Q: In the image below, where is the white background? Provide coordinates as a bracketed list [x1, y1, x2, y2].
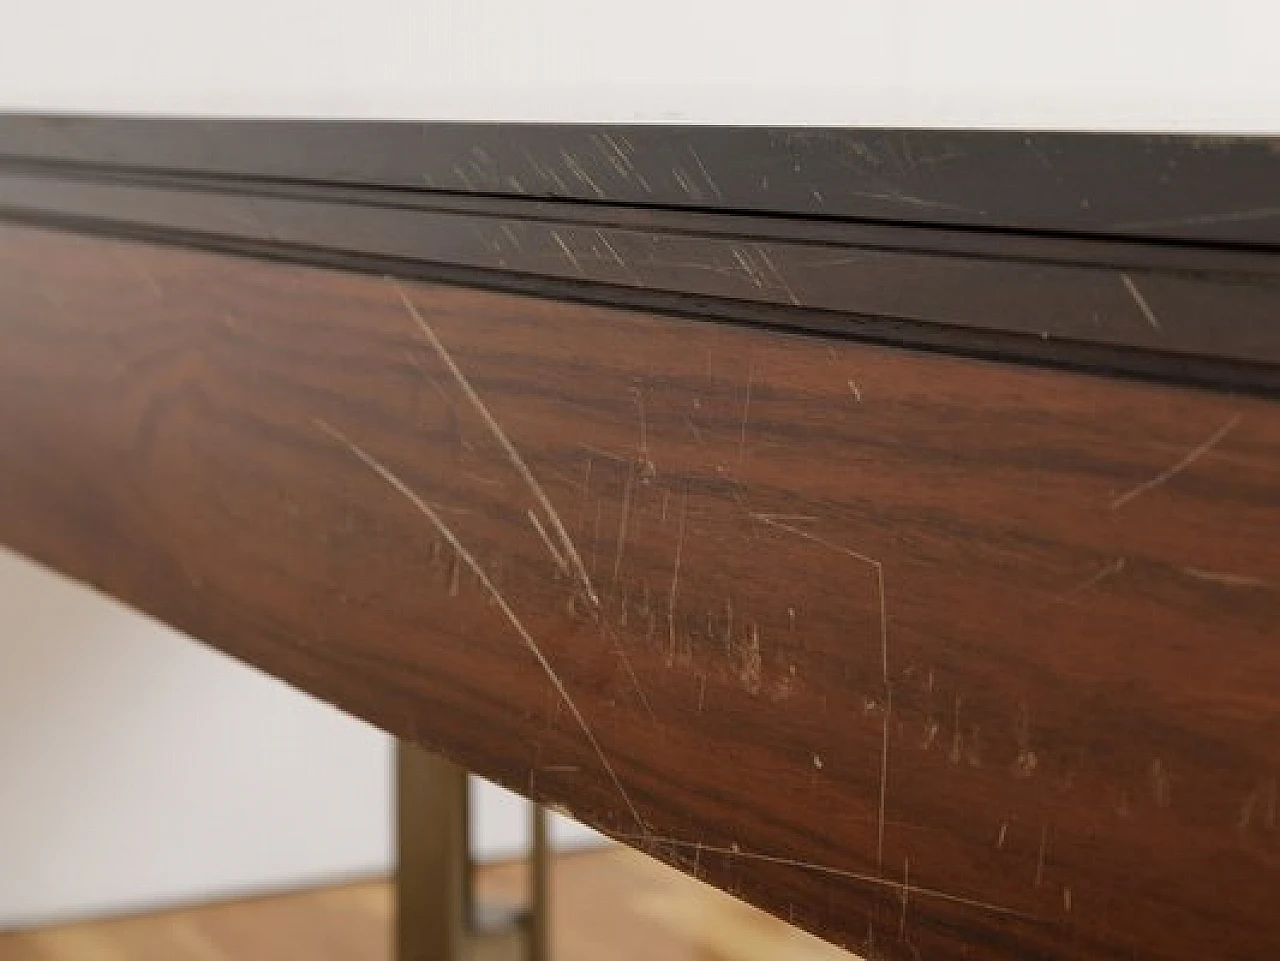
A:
[0, 550, 599, 927]
[1, 1, 1279, 130]
[3, 0, 1277, 927]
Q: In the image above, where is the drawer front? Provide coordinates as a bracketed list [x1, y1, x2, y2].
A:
[1, 224, 1277, 960]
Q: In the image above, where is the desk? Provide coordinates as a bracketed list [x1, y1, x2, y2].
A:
[1, 122, 1278, 960]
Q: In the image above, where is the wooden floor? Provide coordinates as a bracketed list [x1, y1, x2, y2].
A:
[0, 849, 854, 961]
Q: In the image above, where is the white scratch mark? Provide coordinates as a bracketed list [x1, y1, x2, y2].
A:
[1117, 206, 1280, 231]
[1239, 778, 1277, 833]
[1120, 273, 1162, 330]
[591, 503, 602, 576]
[996, 821, 1008, 850]
[527, 510, 568, 572]
[1181, 566, 1273, 590]
[473, 222, 502, 253]
[844, 188, 973, 214]
[737, 364, 754, 466]
[451, 164, 476, 190]
[879, 685, 892, 870]
[561, 151, 606, 198]
[1024, 138, 1054, 171]
[731, 248, 765, 289]
[671, 166, 699, 200]
[394, 284, 600, 609]
[599, 133, 652, 191]
[750, 516, 887, 682]
[612, 467, 635, 585]
[550, 231, 586, 276]
[811, 255, 871, 268]
[597, 231, 642, 285]
[518, 147, 570, 194]
[314, 419, 646, 834]
[577, 443, 631, 466]
[578, 455, 594, 537]
[847, 379, 863, 401]
[406, 293, 652, 722]
[607, 832, 1039, 921]
[632, 387, 655, 478]
[687, 146, 724, 201]
[919, 716, 940, 751]
[669, 489, 689, 617]
[683, 416, 707, 447]
[448, 555, 461, 596]
[1051, 557, 1126, 606]
[597, 611, 655, 721]
[1110, 414, 1242, 510]
[756, 246, 801, 306]
[592, 133, 630, 179]
[518, 146, 550, 182]
[949, 695, 964, 766]
[1150, 758, 1172, 808]
[750, 513, 891, 870]
[898, 856, 910, 938]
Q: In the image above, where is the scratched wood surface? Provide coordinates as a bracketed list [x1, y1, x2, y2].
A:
[1, 224, 1278, 960]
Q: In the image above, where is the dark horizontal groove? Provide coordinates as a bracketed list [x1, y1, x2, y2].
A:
[6, 156, 1280, 277]
[5, 205, 1278, 399]
[1, 115, 1279, 248]
[2, 164, 1279, 382]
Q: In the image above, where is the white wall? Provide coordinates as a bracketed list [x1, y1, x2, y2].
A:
[0, 550, 598, 928]
[3, 0, 1280, 130]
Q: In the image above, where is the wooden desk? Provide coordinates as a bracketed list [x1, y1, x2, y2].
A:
[1, 120, 1277, 960]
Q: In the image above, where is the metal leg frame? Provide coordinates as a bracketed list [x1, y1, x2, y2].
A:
[396, 741, 550, 961]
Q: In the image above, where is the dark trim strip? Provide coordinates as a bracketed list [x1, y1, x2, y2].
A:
[2, 163, 1278, 395]
[1, 118, 1279, 394]
[2, 116, 1279, 247]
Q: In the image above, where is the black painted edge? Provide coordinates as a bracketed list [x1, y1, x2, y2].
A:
[1, 160, 1278, 397]
[1, 115, 1279, 248]
[5, 202, 1274, 398]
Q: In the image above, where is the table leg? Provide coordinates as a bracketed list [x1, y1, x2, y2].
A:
[395, 741, 551, 961]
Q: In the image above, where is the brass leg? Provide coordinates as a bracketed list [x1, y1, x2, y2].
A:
[528, 802, 550, 961]
[396, 741, 468, 961]
[396, 741, 552, 961]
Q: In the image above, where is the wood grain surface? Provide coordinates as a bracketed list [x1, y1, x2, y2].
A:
[1, 224, 1278, 960]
